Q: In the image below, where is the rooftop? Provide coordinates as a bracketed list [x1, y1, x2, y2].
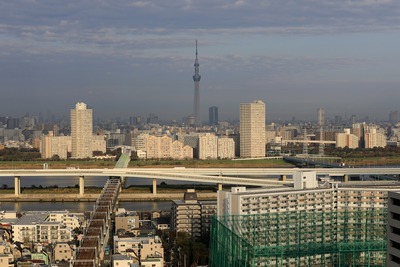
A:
[15, 212, 49, 226]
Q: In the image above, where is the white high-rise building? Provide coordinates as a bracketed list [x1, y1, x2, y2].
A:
[40, 131, 71, 159]
[365, 128, 387, 148]
[71, 102, 93, 158]
[217, 137, 235, 159]
[336, 128, 359, 148]
[240, 100, 266, 158]
[198, 133, 218, 160]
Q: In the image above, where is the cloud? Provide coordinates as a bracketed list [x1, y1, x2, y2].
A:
[0, 0, 399, 120]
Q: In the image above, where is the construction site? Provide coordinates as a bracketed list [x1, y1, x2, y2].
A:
[210, 208, 387, 266]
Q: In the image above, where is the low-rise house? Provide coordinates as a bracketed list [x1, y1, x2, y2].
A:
[54, 242, 75, 263]
[111, 254, 133, 267]
[0, 241, 14, 267]
[12, 212, 72, 244]
[114, 235, 163, 264]
[153, 217, 170, 231]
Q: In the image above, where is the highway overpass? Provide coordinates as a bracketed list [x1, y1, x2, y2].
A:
[1, 167, 400, 197]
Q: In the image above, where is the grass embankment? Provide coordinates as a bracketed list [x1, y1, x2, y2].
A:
[0, 158, 292, 169]
[0, 160, 116, 169]
[0, 187, 101, 194]
[129, 158, 292, 168]
[2, 156, 400, 169]
[342, 156, 400, 167]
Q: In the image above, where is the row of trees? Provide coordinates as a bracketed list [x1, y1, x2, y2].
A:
[158, 230, 209, 266]
[325, 146, 400, 158]
[0, 147, 41, 161]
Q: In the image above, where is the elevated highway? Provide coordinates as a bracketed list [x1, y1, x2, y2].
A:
[1, 167, 400, 178]
[1, 167, 400, 197]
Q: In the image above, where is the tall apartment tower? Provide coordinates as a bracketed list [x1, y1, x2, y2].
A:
[71, 102, 93, 158]
[240, 100, 266, 158]
[209, 106, 218, 125]
[193, 40, 201, 126]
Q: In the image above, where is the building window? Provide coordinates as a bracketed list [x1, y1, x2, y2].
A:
[392, 198, 400, 206]
[390, 254, 400, 264]
[391, 212, 400, 221]
[391, 240, 400, 250]
[391, 226, 400, 236]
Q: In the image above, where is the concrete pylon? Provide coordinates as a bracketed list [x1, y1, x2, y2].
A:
[14, 176, 20, 196]
[79, 176, 84, 197]
[152, 178, 157, 195]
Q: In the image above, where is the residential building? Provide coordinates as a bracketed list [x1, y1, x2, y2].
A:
[336, 128, 359, 148]
[364, 127, 387, 148]
[159, 135, 172, 159]
[182, 145, 193, 159]
[352, 122, 366, 148]
[171, 189, 217, 239]
[240, 100, 266, 158]
[113, 235, 163, 263]
[71, 102, 93, 158]
[115, 212, 140, 233]
[40, 132, 71, 159]
[212, 175, 399, 266]
[145, 135, 159, 159]
[131, 133, 149, 151]
[134, 134, 193, 160]
[388, 191, 400, 266]
[217, 137, 235, 159]
[47, 211, 81, 230]
[111, 254, 133, 267]
[92, 134, 106, 154]
[12, 212, 72, 244]
[198, 133, 218, 160]
[171, 189, 202, 238]
[53, 242, 75, 263]
[199, 200, 217, 238]
[0, 241, 13, 267]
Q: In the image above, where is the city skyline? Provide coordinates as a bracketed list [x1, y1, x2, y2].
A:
[1, 1, 400, 121]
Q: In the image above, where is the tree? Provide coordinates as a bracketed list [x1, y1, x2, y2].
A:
[51, 154, 60, 161]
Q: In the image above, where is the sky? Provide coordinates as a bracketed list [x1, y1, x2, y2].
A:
[0, 0, 400, 122]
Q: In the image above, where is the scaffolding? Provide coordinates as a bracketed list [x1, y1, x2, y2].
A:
[209, 209, 387, 267]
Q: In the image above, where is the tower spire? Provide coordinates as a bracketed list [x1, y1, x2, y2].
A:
[193, 40, 201, 126]
[196, 39, 198, 59]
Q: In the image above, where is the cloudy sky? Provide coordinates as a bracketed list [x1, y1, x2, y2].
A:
[1, 0, 400, 122]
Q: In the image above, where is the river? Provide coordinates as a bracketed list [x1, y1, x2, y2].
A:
[0, 176, 211, 212]
[0, 176, 207, 188]
[0, 201, 173, 212]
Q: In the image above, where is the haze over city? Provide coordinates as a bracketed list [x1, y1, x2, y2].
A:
[1, 0, 400, 121]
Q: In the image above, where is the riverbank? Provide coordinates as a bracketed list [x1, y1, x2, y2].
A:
[0, 192, 217, 202]
[0, 158, 292, 169]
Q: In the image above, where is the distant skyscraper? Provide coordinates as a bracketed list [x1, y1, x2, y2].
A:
[193, 40, 201, 125]
[6, 118, 20, 129]
[240, 100, 266, 158]
[350, 115, 357, 125]
[209, 106, 218, 125]
[389, 110, 399, 124]
[147, 113, 158, 124]
[71, 102, 93, 158]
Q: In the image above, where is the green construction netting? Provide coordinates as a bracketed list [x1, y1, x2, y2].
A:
[210, 209, 387, 267]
